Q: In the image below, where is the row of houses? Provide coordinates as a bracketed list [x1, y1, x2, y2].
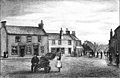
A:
[0, 20, 82, 57]
[109, 25, 120, 64]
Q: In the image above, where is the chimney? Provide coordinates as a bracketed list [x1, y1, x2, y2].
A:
[110, 29, 113, 39]
[38, 20, 44, 29]
[60, 28, 63, 39]
[72, 31, 75, 36]
[66, 28, 70, 35]
[1, 21, 6, 27]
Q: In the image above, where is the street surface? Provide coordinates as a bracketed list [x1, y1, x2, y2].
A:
[0, 56, 120, 78]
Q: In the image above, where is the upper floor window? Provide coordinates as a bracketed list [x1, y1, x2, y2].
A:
[38, 36, 41, 42]
[58, 40, 61, 45]
[27, 36, 32, 42]
[52, 40, 55, 45]
[15, 36, 21, 42]
[68, 40, 72, 45]
[11, 46, 18, 55]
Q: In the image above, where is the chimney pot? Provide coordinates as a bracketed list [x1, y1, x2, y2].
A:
[38, 20, 44, 29]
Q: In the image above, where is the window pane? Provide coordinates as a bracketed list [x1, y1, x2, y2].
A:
[52, 40, 55, 45]
[11, 46, 18, 55]
[68, 40, 71, 45]
[58, 40, 61, 45]
[15, 36, 21, 42]
[27, 36, 32, 42]
[41, 46, 44, 53]
[26, 46, 32, 54]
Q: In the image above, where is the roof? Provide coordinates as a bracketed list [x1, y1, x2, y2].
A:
[5, 25, 47, 35]
[47, 33, 60, 40]
[47, 33, 78, 40]
[70, 34, 80, 41]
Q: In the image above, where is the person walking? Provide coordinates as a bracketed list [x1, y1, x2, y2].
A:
[109, 53, 112, 65]
[100, 51, 103, 59]
[116, 52, 119, 67]
[31, 54, 39, 72]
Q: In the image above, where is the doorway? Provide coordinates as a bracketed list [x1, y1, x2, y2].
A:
[33, 45, 39, 56]
[19, 45, 25, 57]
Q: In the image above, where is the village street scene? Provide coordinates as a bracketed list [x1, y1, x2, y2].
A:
[0, 0, 120, 78]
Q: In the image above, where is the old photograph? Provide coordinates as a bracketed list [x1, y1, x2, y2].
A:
[0, 0, 120, 78]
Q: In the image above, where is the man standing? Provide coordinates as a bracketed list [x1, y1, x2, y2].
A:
[100, 51, 103, 59]
[31, 54, 39, 72]
[116, 52, 119, 67]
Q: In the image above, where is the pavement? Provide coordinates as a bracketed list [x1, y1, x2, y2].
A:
[0, 55, 120, 78]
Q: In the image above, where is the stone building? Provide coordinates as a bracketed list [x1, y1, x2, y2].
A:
[0, 20, 48, 57]
[109, 26, 120, 64]
[47, 28, 82, 56]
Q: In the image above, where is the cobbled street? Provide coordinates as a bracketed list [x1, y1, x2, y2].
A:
[0, 56, 120, 78]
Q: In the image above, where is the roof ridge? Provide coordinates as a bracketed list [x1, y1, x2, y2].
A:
[6, 25, 38, 28]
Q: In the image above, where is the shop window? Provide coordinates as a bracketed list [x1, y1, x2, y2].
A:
[11, 46, 18, 55]
[26, 45, 32, 55]
[27, 36, 32, 42]
[15, 36, 21, 42]
[38, 36, 41, 42]
[41, 46, 44, 53]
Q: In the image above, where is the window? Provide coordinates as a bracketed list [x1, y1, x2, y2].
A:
[26, 45, 32, 55]
[15, 36, 21, 42]
[41, 46, 44, 53]
[68, 48, 71, 54]
[38, 36, 41, 42]
[68, 40, 72, 45]
[58, 40, 61, 45]
[27, 36, 32, 42]
[11, 46, 18, 55]
[52, 40, 55, 45]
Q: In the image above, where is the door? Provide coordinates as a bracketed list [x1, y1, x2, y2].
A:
[19, 46, 25, 57]
[33, 45, 39, 55]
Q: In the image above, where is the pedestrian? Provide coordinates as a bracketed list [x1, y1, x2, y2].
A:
[100, 51, 103, 59]
[56, 55, 62, 72]
[3, 51, 6, 58]
[6, 51, 8, 58]
[31, 54, 39, 72]
[109, 53, 112, 65]
[116, 52, 119, 67]
[96, 52, 99, 58]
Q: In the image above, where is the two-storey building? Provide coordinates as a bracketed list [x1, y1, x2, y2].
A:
[48, 28, 82, 56]
[0, 20, 48, 57]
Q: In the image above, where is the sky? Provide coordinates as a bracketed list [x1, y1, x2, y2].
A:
[0, 0, 119, 44]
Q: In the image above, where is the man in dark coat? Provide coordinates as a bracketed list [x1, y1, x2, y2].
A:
[116, 52, 119, 67]
[109, 53, 112, 65]
[31, 54, 39, 72]
[100, 51, 103, 59]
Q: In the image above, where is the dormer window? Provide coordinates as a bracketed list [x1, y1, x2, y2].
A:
[15, 36, 21, 42]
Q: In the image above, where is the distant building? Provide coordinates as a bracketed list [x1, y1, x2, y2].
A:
[109, 26, 120, 64]
[0, 20, 48, 57]
[47, 28, 82, 56]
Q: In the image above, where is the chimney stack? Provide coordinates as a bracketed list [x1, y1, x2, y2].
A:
[66, 28, 70, 35]
[72, 31, 75, 36]
[1, 21, 6, 27]
[110, 29, 113, 39]
[60, 28, 63, 39]
[38, 20, 44, 29]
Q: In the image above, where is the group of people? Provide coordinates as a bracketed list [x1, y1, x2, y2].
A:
[31, 52, 62, 72]
[3, 51, 8, 58]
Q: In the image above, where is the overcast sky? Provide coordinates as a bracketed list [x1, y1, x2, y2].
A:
[1, 0, 119, 44]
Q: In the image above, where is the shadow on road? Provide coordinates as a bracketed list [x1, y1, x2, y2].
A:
[9, 70, 58, 75]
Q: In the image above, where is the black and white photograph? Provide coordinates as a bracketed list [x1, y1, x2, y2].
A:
[0, 0, 120, 78]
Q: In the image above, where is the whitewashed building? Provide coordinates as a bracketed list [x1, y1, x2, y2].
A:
[48, 28, 82, 56]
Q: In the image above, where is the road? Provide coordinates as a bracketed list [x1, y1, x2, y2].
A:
[0, 56, 120, 78]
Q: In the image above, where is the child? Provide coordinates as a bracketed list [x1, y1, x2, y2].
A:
[56, 56, 62, 72]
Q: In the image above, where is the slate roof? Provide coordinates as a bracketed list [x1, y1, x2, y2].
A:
[5, 25, 47, 35]
[47, 33, 79, 40]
